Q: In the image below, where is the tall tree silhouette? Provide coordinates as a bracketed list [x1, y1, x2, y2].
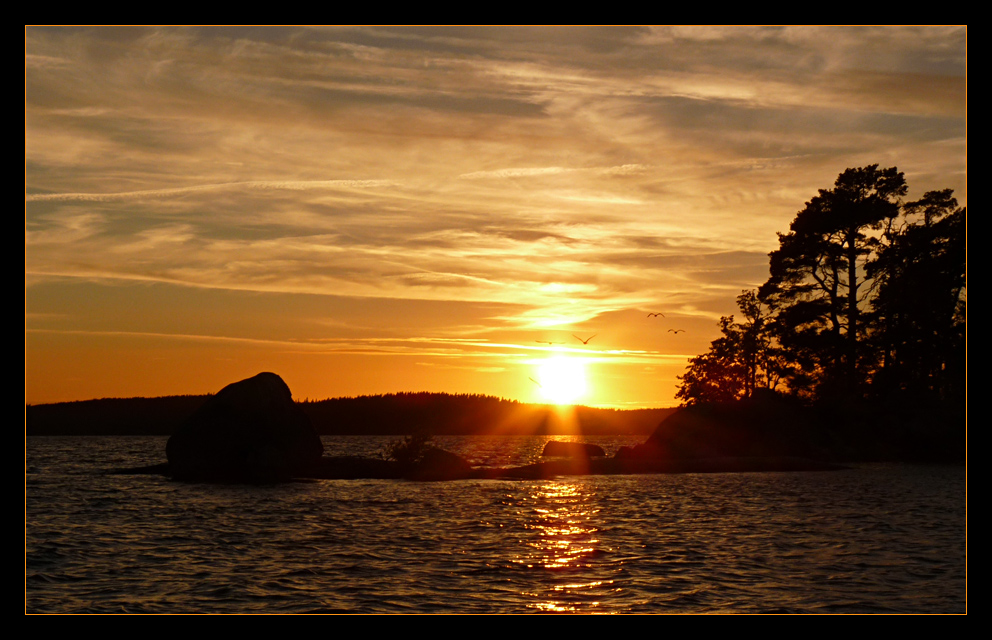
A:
[674, 165, 964, 462]
[758, 165, 907, 399]
[868, 189, 966, 402]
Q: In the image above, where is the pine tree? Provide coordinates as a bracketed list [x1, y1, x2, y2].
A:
[868, 189, 966, 402]
[758, 165, 907, 399]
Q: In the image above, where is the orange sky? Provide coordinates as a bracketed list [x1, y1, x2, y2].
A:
[25, 26, 967, 408]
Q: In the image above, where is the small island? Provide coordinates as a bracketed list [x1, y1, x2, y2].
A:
[108, 372, 856, 483]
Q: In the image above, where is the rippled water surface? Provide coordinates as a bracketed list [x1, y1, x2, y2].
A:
[26, 436, 966, 613]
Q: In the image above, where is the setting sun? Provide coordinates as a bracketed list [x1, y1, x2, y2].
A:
[25, 26, 966, 616]
[536, 356, 589, 405]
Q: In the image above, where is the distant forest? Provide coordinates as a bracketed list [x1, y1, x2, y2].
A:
[25, 391, 675, 437]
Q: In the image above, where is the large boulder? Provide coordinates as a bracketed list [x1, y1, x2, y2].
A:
[166, 372, 323, 481]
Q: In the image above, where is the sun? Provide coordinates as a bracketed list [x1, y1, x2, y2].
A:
[535, 356, 588, 405]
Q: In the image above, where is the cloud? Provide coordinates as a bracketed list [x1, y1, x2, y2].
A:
[25, 26, 967, 405]
[25, 179, 400, 203]
[459, 167, 571, 179]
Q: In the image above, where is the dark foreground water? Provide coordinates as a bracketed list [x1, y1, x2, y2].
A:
[26, 436, 966, 614]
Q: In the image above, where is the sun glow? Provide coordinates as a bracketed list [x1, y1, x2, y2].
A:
[535, 356, 589, 405]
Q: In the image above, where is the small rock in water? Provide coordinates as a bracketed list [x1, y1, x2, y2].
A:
[541, 441, 606, 458]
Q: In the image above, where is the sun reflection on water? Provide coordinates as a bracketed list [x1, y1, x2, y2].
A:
[517, 482, 600, 569]
[511, 480, 616, 612]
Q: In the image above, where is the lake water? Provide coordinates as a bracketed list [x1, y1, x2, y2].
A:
[26, 436, 967, 614]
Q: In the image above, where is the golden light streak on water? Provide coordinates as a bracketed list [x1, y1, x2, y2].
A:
[514, 482, 601, 570]
[26, 437, 967, 613]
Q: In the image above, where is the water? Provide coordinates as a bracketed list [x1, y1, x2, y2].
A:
[26, 436, 967, 613]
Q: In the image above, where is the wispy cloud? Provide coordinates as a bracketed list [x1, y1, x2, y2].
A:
[25, 26, 966, 406]
[26, 179, 400, 202]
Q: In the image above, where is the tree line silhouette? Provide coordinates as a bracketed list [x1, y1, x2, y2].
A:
[676, 165, 966, 431]
[27, 391, 675, 436]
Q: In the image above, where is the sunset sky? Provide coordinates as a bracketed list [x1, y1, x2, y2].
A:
[25, 26, 967, 408]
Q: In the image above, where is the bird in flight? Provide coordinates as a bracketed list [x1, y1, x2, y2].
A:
[536, 340, 564, 345]
[668, 329, 685, 334]
[647, 312, 665, 318]
[529, 377, 543, 388]
[572, 334, 596, 345]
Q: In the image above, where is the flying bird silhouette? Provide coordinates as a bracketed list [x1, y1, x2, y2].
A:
[529, 377, 543, 388]
[536, 340, 563, 345]
[647, 312, 665, 318]
[572, 334, 596, 345]
[668, 329, 685, 334]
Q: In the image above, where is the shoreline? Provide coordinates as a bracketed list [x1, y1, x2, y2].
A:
[110, 454, 846, 482]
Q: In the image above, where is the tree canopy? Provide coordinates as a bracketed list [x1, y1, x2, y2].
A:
[677, 165, 966, 411]
[676, 290, 778, 406]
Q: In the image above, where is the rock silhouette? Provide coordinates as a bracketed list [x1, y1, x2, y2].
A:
[406, 447, 474, 481]
[616, 391, 827, 461]
[541, 441, 606, 458]
[166, 372, 324, 482]
[113, 380, 845, 482]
